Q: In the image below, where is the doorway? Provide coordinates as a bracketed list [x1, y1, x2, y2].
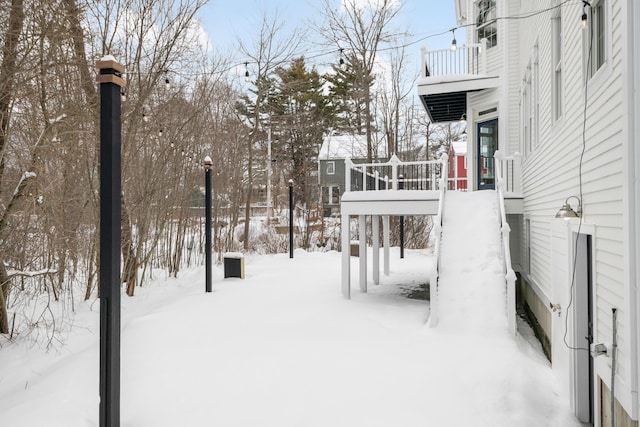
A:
[477, 119, 498, 190]
[574, 233, 594, 425]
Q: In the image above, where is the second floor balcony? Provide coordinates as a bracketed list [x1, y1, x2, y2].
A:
[418, 40, 500, 123]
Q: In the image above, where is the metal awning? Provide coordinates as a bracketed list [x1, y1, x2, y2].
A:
[420, 92, 467, 123]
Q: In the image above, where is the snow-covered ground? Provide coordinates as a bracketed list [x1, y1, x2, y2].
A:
[0, 192, 581, 426]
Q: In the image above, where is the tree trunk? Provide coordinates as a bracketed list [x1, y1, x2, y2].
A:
[0, 260, 10, 334]
[0, 0, 25, 176]
[121, 194, 137, 296]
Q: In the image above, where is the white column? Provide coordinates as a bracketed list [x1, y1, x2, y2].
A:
[359, 215, 367, 293]
[372, 215, 379, 285]
[341, 212, 350, 299]
[383, 215, 390, 275]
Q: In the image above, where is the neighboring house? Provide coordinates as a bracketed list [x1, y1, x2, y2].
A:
[318, 133, 387, 216]
[448, 138, 468, 190]
[418, 1, 640, 425]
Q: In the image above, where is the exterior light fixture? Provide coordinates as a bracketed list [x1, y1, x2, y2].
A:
[244, 62, 250, 82]
[555, 196, 582, 219]
[450, 29, 457, 51]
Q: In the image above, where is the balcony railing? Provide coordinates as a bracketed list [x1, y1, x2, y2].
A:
[420, 40, 487, 79]
[495, 150, 522, 195]
[344, 154, 448, 193]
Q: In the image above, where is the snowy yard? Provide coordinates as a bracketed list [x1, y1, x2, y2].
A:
[0, 249, 580, 426]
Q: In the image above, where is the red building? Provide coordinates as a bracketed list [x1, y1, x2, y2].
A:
[448, 139, 467, 191]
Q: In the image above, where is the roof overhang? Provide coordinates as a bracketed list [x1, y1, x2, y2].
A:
[417, 75, 501, 123]
[420, 92, 467, 123]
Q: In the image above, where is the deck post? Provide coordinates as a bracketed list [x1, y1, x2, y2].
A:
[372, 215, 380, 285]
[344, 158, 352, 193]
[383, 215, 390, 275]
[341, 212, 350, 298]
[359, 215, 367, 293]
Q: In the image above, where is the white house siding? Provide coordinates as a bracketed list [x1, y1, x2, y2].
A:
[505, 0, 521, 157]
[511, 0, 634, 421]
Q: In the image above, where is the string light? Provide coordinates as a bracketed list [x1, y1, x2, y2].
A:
[159, 128, 163, 137]
[121, 90, 127, 102]
[339, 48, 347, 71]
[170, 140, 175, 149]
[581, 1, 590, 28]
[450, 28, 457, 51]
[244, 62, 250, 82]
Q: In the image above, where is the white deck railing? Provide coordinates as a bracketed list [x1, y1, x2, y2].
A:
[420, 40, 487, 79]
[494, 150, 522, 195]
[428, 153, 448, 327]
[344, 154, 447, 193]
[495, 150, 518, 335]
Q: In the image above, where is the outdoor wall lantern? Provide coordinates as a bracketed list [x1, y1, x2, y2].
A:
[555, 196, 582, 219]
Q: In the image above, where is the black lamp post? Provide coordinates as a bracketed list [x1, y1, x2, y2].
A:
[399, 174, 405, 259]
[289, 179, 294, 258]
[204, 156, 213, 293]
[96, 55, 125, 427]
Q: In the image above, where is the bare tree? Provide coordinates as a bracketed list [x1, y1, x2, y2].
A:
[319, 0, 402, 162]
[237, 12, 304, 250]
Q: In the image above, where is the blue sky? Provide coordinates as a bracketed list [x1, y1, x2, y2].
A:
[196, 0, 463, 70]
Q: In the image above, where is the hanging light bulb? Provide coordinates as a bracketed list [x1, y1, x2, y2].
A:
[159, 128, 163, 137]
[142, 113, 148, 122]
[450, 29, 457, 51]
[121, 90, 127, 102]
[582, 1, 590, 28]
[339, 48, 347, 71]
[170, 140, 175, 149]
[244, 62, 250, 82]
[181, 148, 185, 156]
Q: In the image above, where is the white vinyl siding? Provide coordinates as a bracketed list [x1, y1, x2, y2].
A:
[521, 0, 628, 413]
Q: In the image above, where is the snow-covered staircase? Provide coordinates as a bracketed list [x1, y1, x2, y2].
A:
[434, 191, 510, 335]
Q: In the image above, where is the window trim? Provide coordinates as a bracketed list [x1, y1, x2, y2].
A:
[476, 0, 497, 48]
[326, 161, 335, 175]
[583, 0, 611, 96]
[551, 11, 563, 123]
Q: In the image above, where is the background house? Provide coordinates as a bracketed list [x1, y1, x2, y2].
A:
[318, 133, 388, 216]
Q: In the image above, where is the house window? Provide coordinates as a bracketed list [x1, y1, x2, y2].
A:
[322, 186, 340, 205]
[330, 186, 340, 204]
[586, 0, 607, 79]
[476, 0, 497, 48]
[532, 44, 539, 147]
[326, 161, 335, 175]
[521, 68, 531, 156]
[551, 11, 563, 122]
[522, 44, 540, 156]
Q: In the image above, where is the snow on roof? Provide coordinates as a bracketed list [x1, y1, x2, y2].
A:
[451, 139, 467, 156]
[319, 133, 387, 160]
